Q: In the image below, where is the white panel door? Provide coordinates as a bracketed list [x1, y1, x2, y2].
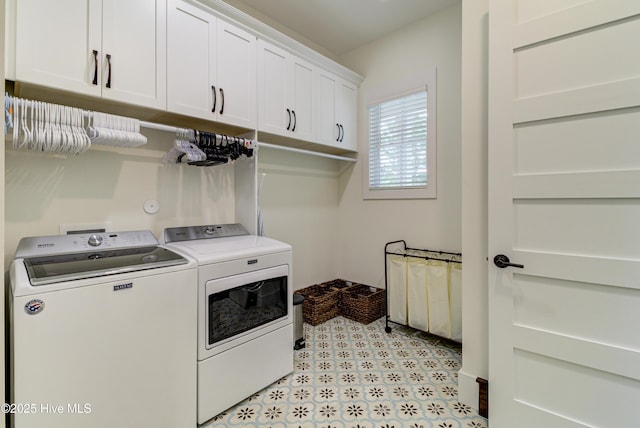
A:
[101, 0, 167, 109]
[15, 0, 102, 97]
[289, 56, 315, 142]
[215, 20, 256, 129]
[167, 0, 217, 120]
[317, 70, 338, 147]
[337, 79, 357, 151]
[257, 40, 289, 135]
[488, 1, 640, 427]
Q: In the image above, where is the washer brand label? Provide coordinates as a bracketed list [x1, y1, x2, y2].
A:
[36, 243, 54, 248]
[24, 299, 45, 315]
[113, 282, 133, 292]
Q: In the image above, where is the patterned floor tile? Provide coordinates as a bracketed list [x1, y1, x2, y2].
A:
[203, 317, 487, 428]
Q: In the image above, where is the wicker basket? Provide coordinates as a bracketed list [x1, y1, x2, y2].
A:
[322, 278, 354, 291]
[296, 284, 341, 326]
[321, 279, 356, 312]
[340, 283, 386, 324]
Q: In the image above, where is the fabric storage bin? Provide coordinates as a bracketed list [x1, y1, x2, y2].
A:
[426, 259, 451, 339]
[407, 258, 429, 332]
[388, 254, 408, 325]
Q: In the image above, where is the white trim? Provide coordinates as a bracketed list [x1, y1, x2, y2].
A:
[458, 369, 481, 411]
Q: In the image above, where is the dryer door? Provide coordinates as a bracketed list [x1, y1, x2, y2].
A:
[204, 264, 289, 352]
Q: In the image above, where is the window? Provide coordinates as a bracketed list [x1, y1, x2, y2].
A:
[363, 70, 436, 199]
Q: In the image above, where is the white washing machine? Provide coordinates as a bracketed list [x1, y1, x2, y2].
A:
[163, 224, 293, 425]
[8, 230, 198, 428]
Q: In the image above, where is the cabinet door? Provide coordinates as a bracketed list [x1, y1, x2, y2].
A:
[316, 70, 338, 147]
[15, 0, 102, 97]
[337, 80, 357, 151]
[257, 40, 289, 135]
[216, 20, 256, 129]
[290, 57, 315, 142]
[167, 0, 217, 120]
[102, 0, 167, 109]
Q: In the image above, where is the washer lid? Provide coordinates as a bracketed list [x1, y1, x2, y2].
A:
[22, 246, 188, 286]
[14, 230, 189, 286]
[166, 235, 291, 264]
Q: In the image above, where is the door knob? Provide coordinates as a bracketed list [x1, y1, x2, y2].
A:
[493, 254, 524, 269]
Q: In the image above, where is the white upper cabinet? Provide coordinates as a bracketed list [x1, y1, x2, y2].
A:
[167, 0, 256, 129]
[317, 69, 357, 152]
[14, 0, 167, 110]
[257, 40, 315, 142]
[101, 0, 167, 109]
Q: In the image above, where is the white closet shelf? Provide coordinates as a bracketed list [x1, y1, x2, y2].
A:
[257, 142, 357, 163]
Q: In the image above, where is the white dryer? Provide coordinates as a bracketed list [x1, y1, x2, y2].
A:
[163, 224, 293, 425]
[8, 230, 198, 428]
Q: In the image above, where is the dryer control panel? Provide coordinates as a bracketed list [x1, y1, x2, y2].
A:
[164, 223, 249, 243]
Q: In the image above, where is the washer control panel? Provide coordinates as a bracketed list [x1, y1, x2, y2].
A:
[15, 230, 159, 258]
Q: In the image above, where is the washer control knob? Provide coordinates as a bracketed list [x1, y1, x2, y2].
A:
[88, 234, 103, 247]
[204, 226, 216, 235]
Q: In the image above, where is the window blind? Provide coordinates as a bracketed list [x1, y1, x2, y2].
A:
[368, 90, 427, 189]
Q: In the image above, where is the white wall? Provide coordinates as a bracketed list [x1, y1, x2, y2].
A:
[4, 129, 236, 266]
[458, 0, 489, 409]
[257, 148, 341, 290]
[336, 3, 462, 288]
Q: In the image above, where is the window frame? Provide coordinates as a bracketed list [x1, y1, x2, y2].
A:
[362, 69, 437, 200]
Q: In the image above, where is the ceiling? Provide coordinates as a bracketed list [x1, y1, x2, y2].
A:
[220, 0, 459, 57]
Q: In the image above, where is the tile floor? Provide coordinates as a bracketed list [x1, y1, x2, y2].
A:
[204, 316, 488, 428]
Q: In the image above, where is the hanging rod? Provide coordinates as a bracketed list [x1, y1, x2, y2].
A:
[139, 120, 179, 133]
[257, 142, 357, 163]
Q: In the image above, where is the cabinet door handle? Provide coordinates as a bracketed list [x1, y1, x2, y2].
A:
[339, 124, 344, 142]
[211, 85, 217, 113]
[219, 87, 225, 115]
[105, 54, 112, 88]
[336, 123, 340, 142]
[91, 50, 99, 85]
[291, 110, 296, 132]
[286, 108, 291, 130]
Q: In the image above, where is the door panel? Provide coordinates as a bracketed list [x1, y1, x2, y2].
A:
[317, 71, 337, 146]
[216, 20, 256, 128]
[291, 58, 315, 142]
[167, 0, 216, 119]
[488, 0, 640, 426]
[258, 41, 289, 134]
[514, 19, 640, 99]
[102, 0, 166, 109]
[513, 274, 640, 351]
[515, 109, 640, 174]
[513, 349, 639, 428]
[15, 0, 101, 96]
